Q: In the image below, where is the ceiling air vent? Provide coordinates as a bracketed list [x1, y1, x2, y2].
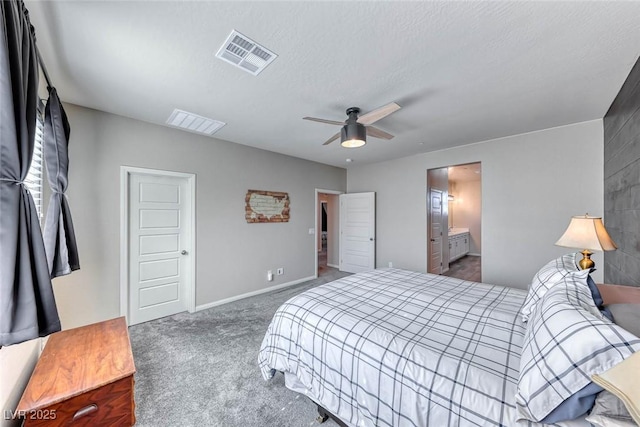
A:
[215, 30, 277, 76]
[166, 109, 226, 136]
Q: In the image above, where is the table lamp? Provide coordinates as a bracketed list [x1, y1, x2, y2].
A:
[555, 214, 617, 270]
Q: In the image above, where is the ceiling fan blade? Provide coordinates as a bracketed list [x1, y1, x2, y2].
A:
[357, 102, 401, 125]
[366, 126, 394, 140]
[322, 132, 341, 145]
[303, 117, 344, 126]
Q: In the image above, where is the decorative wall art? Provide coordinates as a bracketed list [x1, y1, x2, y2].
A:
[245, 190, 290, 223]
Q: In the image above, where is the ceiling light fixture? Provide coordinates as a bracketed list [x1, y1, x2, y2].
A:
[340, 107, 366, 148]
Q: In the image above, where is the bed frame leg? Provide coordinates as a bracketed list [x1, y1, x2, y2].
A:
[316, 405, 329, 424]
[314, 403, 349, 426]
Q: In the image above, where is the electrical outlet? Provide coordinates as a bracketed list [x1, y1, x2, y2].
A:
[267, 270, 273, 282]
[388, 262, 393, 268]
[277, 268, 284, 275]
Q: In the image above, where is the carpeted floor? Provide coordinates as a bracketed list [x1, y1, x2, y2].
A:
[129, 269, 349, 427]
[318, 243, 328, 276]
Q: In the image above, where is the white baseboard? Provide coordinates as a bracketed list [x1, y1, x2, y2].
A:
[195, 275, 316, 312]
[468, 253, 481, 257]
[327, 263, 339, 269]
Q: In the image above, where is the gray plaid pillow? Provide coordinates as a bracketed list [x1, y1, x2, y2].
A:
[516, 277, 640, 422]
[521, 252, 586, 322]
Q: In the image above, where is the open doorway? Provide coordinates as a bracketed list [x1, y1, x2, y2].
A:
[319, 201, 328, 272]
[315, 189, 341, 277]
[427, 162, 482, 282]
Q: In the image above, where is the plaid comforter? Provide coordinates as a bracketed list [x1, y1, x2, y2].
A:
[259, 268, 589, 427]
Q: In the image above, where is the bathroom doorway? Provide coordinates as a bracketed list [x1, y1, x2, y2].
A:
[427, 162, 482, 282]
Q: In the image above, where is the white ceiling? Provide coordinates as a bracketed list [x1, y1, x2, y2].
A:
[25, 1, 640, 169]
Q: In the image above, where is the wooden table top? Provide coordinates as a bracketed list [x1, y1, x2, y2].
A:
[16, 317, 136, 412]
[597, 283, 640, 304]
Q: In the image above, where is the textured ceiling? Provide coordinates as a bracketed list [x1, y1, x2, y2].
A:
[25, 1, 640, 168]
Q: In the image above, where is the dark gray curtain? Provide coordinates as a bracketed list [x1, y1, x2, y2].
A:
[0, 1, 60, 346]
[43, 87, 79, 277]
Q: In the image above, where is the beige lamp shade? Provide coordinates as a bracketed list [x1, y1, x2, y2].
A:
[555, 215, 617, 252]
[555, 215, 617, 270]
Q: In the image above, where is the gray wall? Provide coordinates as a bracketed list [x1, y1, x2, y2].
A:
[604, 57, 640, 286]
[0, 339, 41, 427]
[52, 104, 346, 329]
[348, 120, 604, 289]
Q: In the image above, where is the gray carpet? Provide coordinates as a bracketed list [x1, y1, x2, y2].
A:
[129, 269, 349, 427]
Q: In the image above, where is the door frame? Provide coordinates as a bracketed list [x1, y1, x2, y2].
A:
[314, 188, 343, 278]
[119, 166, 197, 322]
[427, 161, 483, 277]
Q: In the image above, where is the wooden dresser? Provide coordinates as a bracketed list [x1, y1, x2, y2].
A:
[16, 317, 136, 426]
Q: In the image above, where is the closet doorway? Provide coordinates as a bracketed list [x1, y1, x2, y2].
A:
[315, 189, 341, 277]
[120, 166, 196, 325]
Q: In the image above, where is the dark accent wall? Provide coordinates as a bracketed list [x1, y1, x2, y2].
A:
[604, 57, 640, 286]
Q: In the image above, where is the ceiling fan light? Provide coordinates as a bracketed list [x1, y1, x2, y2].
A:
[340, 122, 366, 148]
[341, 138, 366, 148]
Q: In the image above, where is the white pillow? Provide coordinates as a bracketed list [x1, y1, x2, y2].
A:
[521, 252, 586, 322]
[516, 277, 640, 422]
[586, 391, 637, 427]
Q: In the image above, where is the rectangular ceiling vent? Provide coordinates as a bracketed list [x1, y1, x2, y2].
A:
[215, 30, 277, 76]
[166, 109, 226, 136]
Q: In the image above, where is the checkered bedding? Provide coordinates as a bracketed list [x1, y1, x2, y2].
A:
[517, 277, 640, 422]
[258, 268, 590, 427]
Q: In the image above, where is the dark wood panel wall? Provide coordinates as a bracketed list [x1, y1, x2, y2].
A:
[604, 57, 640, 286]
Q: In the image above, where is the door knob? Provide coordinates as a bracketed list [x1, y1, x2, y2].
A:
[181, 250, 188, 255]
[369, 238, 374, 241]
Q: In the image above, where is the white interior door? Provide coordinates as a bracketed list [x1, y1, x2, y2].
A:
[339, 192, 375, 273]
[127, 171, 193, 325]
[428, 189, 443, 274]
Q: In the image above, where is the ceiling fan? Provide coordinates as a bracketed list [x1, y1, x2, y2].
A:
[303, 102, 401, 148]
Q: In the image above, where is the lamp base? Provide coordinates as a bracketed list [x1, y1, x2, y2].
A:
[578, 249, 595, 270]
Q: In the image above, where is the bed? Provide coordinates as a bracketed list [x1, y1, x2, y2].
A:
[258, 266, 640, 427]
